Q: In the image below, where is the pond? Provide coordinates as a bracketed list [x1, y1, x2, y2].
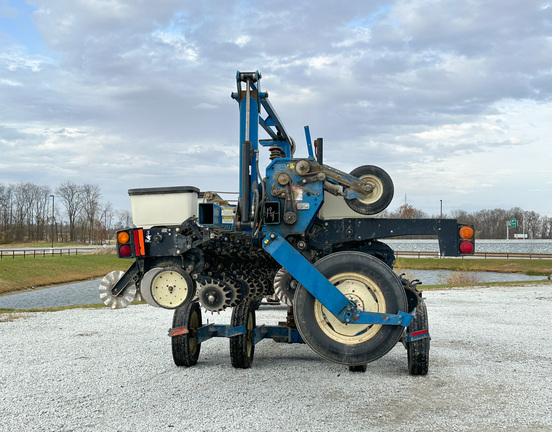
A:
[400, 269, 548, 285]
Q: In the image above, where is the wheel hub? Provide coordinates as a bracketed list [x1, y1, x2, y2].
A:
[314, 273, 385, 343]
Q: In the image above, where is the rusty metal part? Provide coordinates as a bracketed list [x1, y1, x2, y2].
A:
[294, 159, 375, 196]
[203, 191, 231, 206]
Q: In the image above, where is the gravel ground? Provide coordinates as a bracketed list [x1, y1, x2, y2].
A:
[1, 285, 551, 432]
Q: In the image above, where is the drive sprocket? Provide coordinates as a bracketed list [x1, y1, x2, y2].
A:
[231, 272, 259, 301]
[220, 276, 242, 307]
[197, 277, 232, 312]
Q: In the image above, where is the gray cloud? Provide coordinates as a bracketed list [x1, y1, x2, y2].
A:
[1, 0, 551, 215]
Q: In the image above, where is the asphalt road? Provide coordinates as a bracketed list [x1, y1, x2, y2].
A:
[1, 284, 551, 431]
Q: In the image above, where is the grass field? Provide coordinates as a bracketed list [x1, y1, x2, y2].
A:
[0, 254, 127, 295]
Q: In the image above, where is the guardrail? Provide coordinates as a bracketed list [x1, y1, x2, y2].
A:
[0, 248, 102, 259]
[395, 251, 552, 259]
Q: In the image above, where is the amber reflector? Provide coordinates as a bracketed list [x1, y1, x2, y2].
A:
[117, 231, 130, 244]
[459, 226, 474, 239]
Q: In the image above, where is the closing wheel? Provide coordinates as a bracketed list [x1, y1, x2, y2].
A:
[99, 271, 137, 309]
[230, 301, 256, 369]
[407, 301, 430, 375]
[172, 302, 202, 367]
[345, 165, 394, 215]
[294, 251, 407, 366]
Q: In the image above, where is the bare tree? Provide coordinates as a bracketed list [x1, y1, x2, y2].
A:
[100, 201, 115, 242]
[115, 209, 133, 229]
[0, 185, 12, 242]
[81, 184, 102, 243]
[385, 203, 428, 219]
[523, 211, 542, 239]
[56, 181, 83, 242]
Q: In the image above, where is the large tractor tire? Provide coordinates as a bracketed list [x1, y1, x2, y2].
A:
[345, 165, 394, 215]
[293, 251, 407, 366]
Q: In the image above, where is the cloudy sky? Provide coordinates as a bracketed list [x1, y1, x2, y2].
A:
[1, 0, 551, 217]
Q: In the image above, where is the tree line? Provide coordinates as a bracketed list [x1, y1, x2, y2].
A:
[0, 181, 131, 244]
[384, 203, 552, 239]
[1, 182, 551, 244]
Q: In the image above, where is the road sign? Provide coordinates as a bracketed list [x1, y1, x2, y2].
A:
[510, 218, 517, 228]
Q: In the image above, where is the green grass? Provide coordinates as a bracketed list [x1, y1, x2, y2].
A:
[0, 254, 129, 295]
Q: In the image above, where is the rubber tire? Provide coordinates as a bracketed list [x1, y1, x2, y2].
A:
[345, 165, 394, 215]
[230, 301, 256, 369]
[294, 251, 407, 366]
[172, 302, 202, 367]
[407, 301, 430, 375]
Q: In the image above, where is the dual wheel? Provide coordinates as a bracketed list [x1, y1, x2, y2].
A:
[171, 300, 256, 369]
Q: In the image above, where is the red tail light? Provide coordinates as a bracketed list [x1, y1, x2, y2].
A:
[116, 229, 145, 258]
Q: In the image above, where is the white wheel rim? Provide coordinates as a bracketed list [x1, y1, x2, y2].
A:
[314, 272, 386, 344]
[150, 270, 190, 308]
[358, 174, 384, 205]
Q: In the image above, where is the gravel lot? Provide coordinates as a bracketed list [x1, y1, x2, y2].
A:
[1, 285, 551, 432]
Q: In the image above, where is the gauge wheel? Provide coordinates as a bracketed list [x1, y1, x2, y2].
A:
[407, 301, 430, 375]
[345, 165, 394, 215]
[230, 301, 256, 369]
[294, 251, 407, 366]
[172, 302, 202, 367]
[141, 266, 195, 309]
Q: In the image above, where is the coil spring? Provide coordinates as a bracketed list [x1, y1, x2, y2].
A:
[269, 145, 286, 160]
